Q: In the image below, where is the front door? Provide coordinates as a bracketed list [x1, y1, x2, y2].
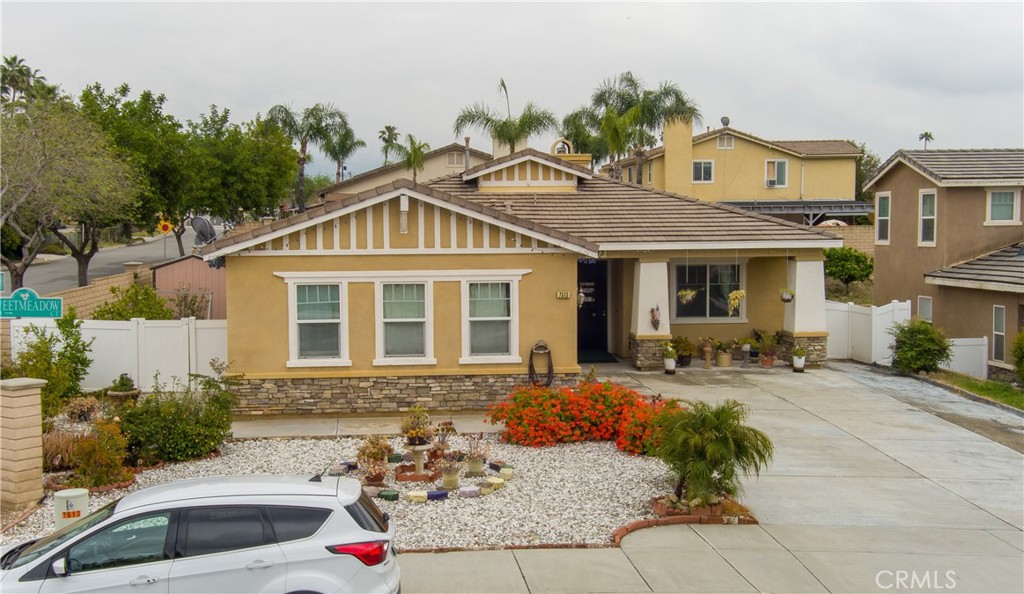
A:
[577, 259, 608, 359]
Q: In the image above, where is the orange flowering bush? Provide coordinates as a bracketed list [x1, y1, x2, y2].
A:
[488, 381, 679, 454]
[616, 396, 681, 455]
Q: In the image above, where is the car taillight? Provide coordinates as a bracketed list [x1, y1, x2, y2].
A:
[326, 540, 389, 566]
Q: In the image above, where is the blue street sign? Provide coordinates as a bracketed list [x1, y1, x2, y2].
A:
[1, 288, 64, 318]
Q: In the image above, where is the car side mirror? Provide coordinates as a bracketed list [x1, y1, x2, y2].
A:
[382, 512, 390, 524]
[51, 557, 68, 577]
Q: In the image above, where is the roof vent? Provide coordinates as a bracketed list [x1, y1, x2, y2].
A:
[721, 116, 730, 127]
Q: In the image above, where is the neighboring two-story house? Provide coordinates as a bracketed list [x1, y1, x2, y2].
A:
[606, 119, 868, 227]
[865, 149, 1024, 378]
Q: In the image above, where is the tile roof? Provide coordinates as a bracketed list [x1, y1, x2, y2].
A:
[872, 149, 1024, 187]
[315, 142, 492, 196]
[460, 147, 595, 179]
[925, 243, 1024, 292]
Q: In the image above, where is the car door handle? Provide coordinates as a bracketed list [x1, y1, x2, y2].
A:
[129, 576, 160, 586]
[246, 560, 274, 570]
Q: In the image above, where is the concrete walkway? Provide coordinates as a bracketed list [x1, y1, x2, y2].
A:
[234, 361, 1024, 593]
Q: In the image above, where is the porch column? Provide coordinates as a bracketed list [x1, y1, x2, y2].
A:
[629, 259, 673, 370]
[782, 257, 829, 366]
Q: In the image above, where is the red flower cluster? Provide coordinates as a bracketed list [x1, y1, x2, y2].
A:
[487, 381, 680, 455]
[615, 397, 681, 455]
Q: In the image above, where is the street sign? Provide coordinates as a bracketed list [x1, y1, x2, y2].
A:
[158, 220, 174, 235]
[1, 288, 64, 319]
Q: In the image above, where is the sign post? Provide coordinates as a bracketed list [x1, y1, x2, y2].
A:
[0, 288, 64, 319]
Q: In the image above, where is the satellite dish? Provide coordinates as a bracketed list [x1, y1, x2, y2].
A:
[721, 116, 730, 127]
[192, 216, 217, 246]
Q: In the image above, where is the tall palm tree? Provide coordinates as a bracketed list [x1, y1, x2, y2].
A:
[1, 55, 50, 104]
[378, 125, 399, 165]
[655, 399, 774, 503]
[387, 134, 431, 182]
[919, 131, 934, 149]
[560, 107, 608, 167]
[267, 102, 347, 212]
[453, 79, 557, 154]
[323, 124, 366, 183]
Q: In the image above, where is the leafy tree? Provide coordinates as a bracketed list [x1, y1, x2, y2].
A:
[378, 124, 399, 165]
[12, 308, 94, 417]
[267, 102, 347, 213]
[387, 134, 431, 182]
[654, 400, 774, 504]
[453, 79, 557, 154]
[323, 123, 366, 182]
[559, 107, 607, 167]
[852, 141, 881, 202]
[824, 247, 874, 293]
[1012, 332, 1024, 384]
[918, 131, 934, 149]
[290, 173, 334, 210]
[92, 284, 174, 320]
[889, 319, 952, 374]
[2, 99, 141, 288]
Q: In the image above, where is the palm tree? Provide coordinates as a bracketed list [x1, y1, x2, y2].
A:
[323, 124, 366, 183]
[560, 107, 608, 167]
[1, 55, 51, 104]
[387, 134, 431, 182]
[267, 102, 347, 212]
[379, 125, 399, 165]
[654, 399, 774, 504]
[919, 131, 934, 149]
[453, 79, 557, 154]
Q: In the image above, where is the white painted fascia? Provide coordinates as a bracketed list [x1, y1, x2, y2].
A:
[597, 239, 843, 252]
[274, 269, 532, 282]
[462, 155, 592, 181]
[924, 276, 1024, 294]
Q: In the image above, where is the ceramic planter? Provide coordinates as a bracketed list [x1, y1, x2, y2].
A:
[760, 355, 775, 369]
[676, 354, 692, 367]
[715, 351, 733, 367]
[792, 355, 806, 372]
[441, 471, 460, 490]
[664, 358, 676, 374]
[466, 458, 485, 474]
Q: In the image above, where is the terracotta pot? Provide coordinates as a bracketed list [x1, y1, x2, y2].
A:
[760, 355, 775, 368]
[364, 473, 386, 487]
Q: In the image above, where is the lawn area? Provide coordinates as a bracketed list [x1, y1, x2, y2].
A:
[933, 370, 1024, 410]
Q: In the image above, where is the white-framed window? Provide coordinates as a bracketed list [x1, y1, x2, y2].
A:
[289, 282, 350, 367]
[692, 160, 714, 183]
[461, 280, 521, 364]
[672, 262, 746, 322]
[765, 160, 788, 188]
[648, 161, 654, 183]
[917, 296, 933, 323]
[374, 282, 435, 366]
[446, 151, 464, 167]
[718, 134, 734, 150]
[993, 305, 1005, 362]
[875, 192, 891, 244]
[919, 189, 937, 246]
[985, 188, 1021, 225]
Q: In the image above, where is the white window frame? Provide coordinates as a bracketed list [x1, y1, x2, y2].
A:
[373, 281, 435, 366]
[670, 259, 748, 323]
[692, 160, 714, 184]
[993, 305, 1005, 362]
[918, 189, 937, 247]
[647, 161, 654, 183]
[985, 187, 1021, 225]
[446, 151, 464, 167]
[765, 159, 788, 188]
[717, 134, 734, 150]
[460, 278, 522, 365]
[917, 296, 933, 323]
[285, 280, 350, 368]
[875, 192, 891, 245]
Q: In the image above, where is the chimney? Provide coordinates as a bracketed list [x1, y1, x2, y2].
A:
[663, 118, 694, 196]
[464, 137, 471, 171]
[491, 135, 512, 159]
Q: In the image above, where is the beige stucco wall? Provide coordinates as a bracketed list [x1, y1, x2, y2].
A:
[931, 286, 1022, 368]
[225, 252, 580, 379]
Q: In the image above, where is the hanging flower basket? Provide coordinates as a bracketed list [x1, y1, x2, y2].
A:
[779, 288, 796, 303]
[727, 290, 746, 316]
[676, 288, 699, 305]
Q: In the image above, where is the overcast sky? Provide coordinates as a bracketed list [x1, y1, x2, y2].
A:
[4, 2, 1023, 178]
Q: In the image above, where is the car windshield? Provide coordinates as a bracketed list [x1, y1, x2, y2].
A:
[6, 500, 119, 569]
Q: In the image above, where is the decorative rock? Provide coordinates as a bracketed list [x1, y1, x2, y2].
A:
[499, 468, 514, 480]
[362, 486, 382, 498]
[488, 461, 506, 472]
[378, 489, 399, 502]
[406, 491, 428, 503]
[476, 481, 493, 496]
[387, 453, 404, 464]
[327, 465, 346, 476]
[427, 490, 448, 501]
[458, 486, 481, 498]
[486, 477, 505, 490]
[402, 452, 414, 462]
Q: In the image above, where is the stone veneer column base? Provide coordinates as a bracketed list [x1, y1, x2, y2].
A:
[231, 372, 580, 415]
[630, 335, 667, 371]
[779, 333, 829, 368]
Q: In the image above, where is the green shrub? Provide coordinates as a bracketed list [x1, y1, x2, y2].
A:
[68, 421, 133, 488]
[824, 247, 873, 292]
[63, 396, 101, 422]
[890, 318, 952, 374]
[1012, 332, 1024, 384]
[92, 284, 174, 320]
[13, 308, 93, 417]
[120, 369, 237, 465]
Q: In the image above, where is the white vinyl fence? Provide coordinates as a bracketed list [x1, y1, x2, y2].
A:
[826, 300, 911, 365]
[947, 337, 989, 379]
[9, 318, 227, 392]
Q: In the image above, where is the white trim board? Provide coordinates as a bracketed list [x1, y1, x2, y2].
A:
[462, 154, 592, 181]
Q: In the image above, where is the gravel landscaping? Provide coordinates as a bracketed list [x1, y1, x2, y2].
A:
[1, 434, 673, 551]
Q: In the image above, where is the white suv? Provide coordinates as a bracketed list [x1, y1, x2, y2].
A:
[0, 475, 400, 593]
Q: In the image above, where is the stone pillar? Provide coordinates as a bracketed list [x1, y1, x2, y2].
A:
[123, 261, 145, 281]
[1, 378, 46, 511]
[782, 257, 829, 366]
[629, 260, 673, 370]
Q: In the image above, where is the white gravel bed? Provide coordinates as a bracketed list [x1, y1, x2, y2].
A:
[1, 435, 673, 551]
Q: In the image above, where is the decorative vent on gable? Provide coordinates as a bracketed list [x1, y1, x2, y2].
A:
[718, 135, 735, 150]
[446, 152, 464, 167]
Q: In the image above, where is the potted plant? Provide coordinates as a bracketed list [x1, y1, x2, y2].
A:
[106, 373, 141, 405]
[791, 345, 808, 372]
[465, 433, 490, 476]
[430, 419, 456, 461]
[676, 288, 699, 305]
[759, 334, 777, 368]
[779, 288, 796, 303]
[401, 406, 433, 445]
[727, 290, 746, 316]
[435, 452, 463, 490]
[662, 342, 677, 374]
[714, 340, 734, 367]
[356, 435, 394, 469]
[362, 459, 389, 487]
[672, 336, 696, 367]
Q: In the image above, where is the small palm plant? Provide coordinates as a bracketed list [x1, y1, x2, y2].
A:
[654, 400, 774, 505]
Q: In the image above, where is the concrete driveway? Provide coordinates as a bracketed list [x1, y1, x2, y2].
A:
[400, 361, 1023, 593]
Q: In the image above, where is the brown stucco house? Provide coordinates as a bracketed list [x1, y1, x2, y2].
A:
[865, 149, 1024, 378]
[202, 147, 840, 415]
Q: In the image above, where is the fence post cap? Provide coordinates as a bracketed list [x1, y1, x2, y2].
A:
[0, 377, 48, 390]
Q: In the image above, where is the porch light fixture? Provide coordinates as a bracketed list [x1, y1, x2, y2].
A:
[577, 286, 586, 309]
